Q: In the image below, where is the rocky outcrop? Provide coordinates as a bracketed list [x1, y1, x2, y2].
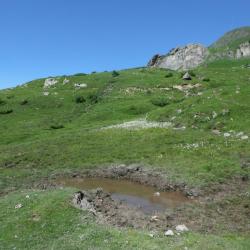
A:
[236, 41, 250, 58]
[148, 44, 208, 70]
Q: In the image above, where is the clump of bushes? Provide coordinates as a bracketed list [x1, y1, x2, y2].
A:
[0, 108, 13, 114]
[165, 72, 173, 78]
[0, 98, 6, 105]
[75, 96, 86, 103]
[87, 93, 99, 104]
[112, 70, 120, 77]
[20, 99, 28, 105]
[151, 97, 169, 107]
[50, 124, 64, 129]
[202, 77, 210, 82]
[188, 71, 196, 77]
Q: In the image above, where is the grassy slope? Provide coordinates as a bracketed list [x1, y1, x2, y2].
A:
[1, 189, 249, 250]
[0, 58, 250, 249]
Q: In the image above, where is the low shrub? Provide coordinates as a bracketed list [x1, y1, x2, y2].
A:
[202, 77, 210, 82]
[50, 124, 64, 129]
[20, 99, 28, 105]
[0, 108, 13, 114]
[87, 93, 99, 104]
[0, 98, 6, 105]
[75, 96, 86, 103]
[188, 71, 196, 77]
[165, 72, 173, 78]
[112, 71, 120, 77]
[151, 97, 169, 107]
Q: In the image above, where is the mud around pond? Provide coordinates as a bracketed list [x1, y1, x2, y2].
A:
[55, 177, 191, 214]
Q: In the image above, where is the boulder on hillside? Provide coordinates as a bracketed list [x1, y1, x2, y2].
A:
[236, 41, 250, 58]
[182, 72, 192, 80]
[147, 44, 208, 70]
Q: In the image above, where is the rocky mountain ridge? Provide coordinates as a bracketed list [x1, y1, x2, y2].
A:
[148, 26, 250, 70]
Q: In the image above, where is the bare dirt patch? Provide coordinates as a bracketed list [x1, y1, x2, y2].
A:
[50, 165, 250, 234]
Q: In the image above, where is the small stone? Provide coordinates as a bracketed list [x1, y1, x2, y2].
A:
[223, 132, 230, 137]
[153, 192, 160, 197]
[25, 195, 30, 199]
[15, 203, 23, 209]
[176, 224, 189, 232]
[148, 233, 154, 238]
[165, 230, 174, 236]
[150, 215, 159, 222]
[241, 135, 248, 140]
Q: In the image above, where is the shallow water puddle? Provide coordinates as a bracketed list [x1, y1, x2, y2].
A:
[56, 177, 191, 214]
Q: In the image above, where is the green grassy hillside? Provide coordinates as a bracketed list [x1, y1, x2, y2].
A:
[0, 58, 250, 249]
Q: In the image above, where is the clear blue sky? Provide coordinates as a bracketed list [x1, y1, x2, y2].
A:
[0, 0, 250, 89]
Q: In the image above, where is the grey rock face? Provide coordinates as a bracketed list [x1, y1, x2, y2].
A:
[236, 41, 250, 58]
[148, 44, 208, 70]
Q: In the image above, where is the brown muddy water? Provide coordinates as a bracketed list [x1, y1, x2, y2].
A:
[56, 177, 191, 214]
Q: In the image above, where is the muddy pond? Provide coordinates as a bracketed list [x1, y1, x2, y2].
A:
[56, 177, 191, 214]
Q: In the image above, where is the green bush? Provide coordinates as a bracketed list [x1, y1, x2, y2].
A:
[202, 77, 210, 82]
[188, 71, 196, 77]
[0, 98, 6, 105]
[75, 96, 86, 103]
[20, 99, 28, 105]
[165, 72, 173, 78]
[87, 93, 99, 104]
[112, 71, 120, 77]
[50, 124, 64, 129]
[0, 108, 13, 114]
[151, 97, 169, 107]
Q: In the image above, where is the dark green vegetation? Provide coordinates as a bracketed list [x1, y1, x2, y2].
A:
[210, 26, 250, 49]
[0, 58, 250, 249]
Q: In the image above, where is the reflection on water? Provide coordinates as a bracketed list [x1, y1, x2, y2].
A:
[56, 177, 191, 214]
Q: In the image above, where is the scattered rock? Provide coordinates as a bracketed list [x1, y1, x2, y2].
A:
[43, 92, 49, 96]
[176, 224, 189, 232]
[241, 135, 248, 140]
[74, 83, 87, 89]
[164, 230, 174, 236]
[63, 78, 69, 85]
[223, 132, 231, 137]
[15, 203, 23, 209]
[44, 78, 58, 88]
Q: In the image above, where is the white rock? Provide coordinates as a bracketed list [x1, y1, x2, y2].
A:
[164, 230, 174, 236]
[43, 92, 49, 96]
[241, 135, 249, 140]
[212, 111, 217, 119]
[74, 83, 87, 89]
[25, 195, 30, 199]
[223, 132, 231, 137]
[150, 215, 159, 222]
[153, 192, 160, 197]
[148, 233, 154, 238]
[176, 224, 189, 232]
[63, 78, 69, 85]
[15, 203, 23, 209]
[44, 78, 58, 88]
